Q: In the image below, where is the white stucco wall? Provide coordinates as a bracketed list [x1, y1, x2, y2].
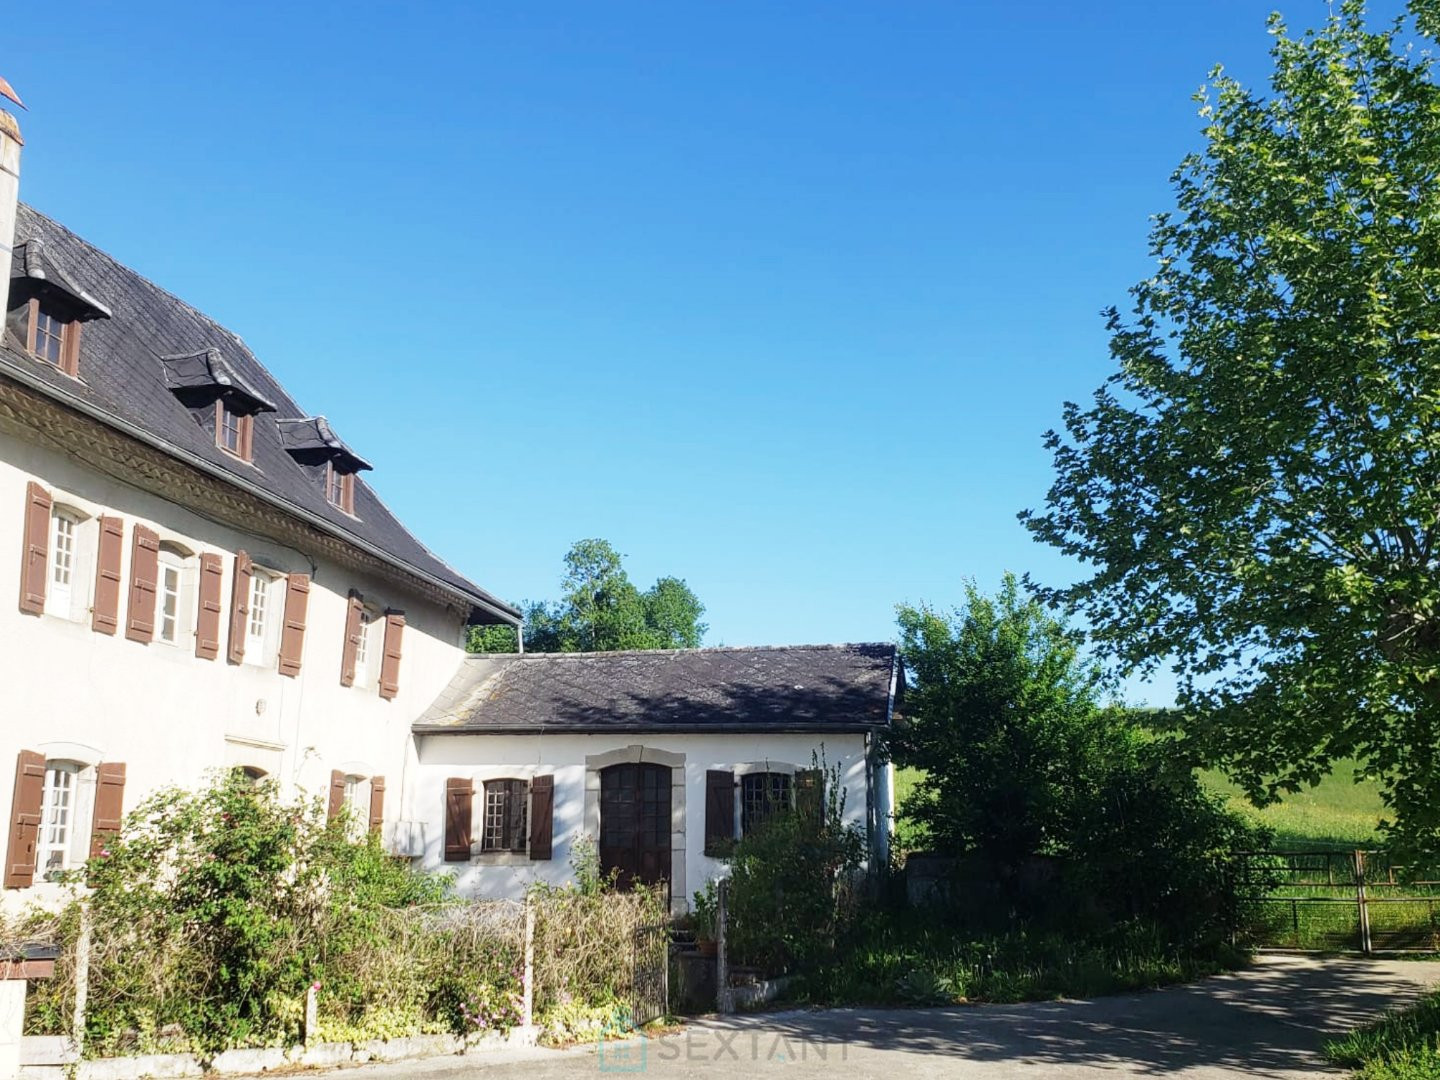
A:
[414, 730, 876, 911]
[0, 430, 471, 910]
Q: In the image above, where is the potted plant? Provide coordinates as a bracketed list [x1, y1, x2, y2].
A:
[692, 879, 720, 957]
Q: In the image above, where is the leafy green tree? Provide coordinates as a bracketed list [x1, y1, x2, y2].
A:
[467, 538, 707, 653]
[894, 578, 1260, 938]
[1022, 0, 1440, 852]
[892, 575, 1111, 860]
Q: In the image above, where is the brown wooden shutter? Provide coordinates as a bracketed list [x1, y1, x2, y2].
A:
[444, 778, 472, 862]
[91, 515, 124, 634]
[195, 553, 224, 659]
[4, 751, 45, 888]
[368, 776, 385, 835]
[227, 551, 252, 664]
[378, 611, 405, 700]
[59, 322, 82, 378]
[340, 590, 363, 687]
[124, 525, 159, 643]
[277, 573, 310, 677]
[18, 481, 50, 615]
[327, 770, 347, 822]
[528, 775, 554, 860]
[795, 768, 824, 825]
[704, 770, 736, 856]
[89, 762, 126, 860]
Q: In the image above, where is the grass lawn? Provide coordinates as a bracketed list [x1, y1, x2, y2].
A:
[792, 912, 1244, 1007]
[1197, 760, 1387, 850]
[1327, 991, 1440, 1079]
[891, 762, 1387, 852]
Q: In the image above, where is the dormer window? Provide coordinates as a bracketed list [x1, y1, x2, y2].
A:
[26, 302, 80, 377]
[216, 400, 255, 462]
[325, 462, 355, 514]
[7, 237, 110, 377]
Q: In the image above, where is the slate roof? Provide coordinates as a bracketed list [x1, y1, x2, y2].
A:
[0, 204, 517, 624]
[413, 643, 900, 734]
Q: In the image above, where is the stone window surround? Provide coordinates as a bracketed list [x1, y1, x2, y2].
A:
[583, 745, 686, 908]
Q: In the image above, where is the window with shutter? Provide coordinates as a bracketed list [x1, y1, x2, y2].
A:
[195, 553, 224, 659]
[326, 770, 347, 822]
[368, 776, 385, 835]
[227, 551, 252, 664]
[277, 574, 310, 677]
[88, 763, 126, 861]
[704, 770, 736, 855]
[124, 525, 160, 643]
[481, 779, 528, 853]
[18, 481, 51, 615]
[4, 751, 45, 888]
[378, 611, 405, 700]
[444, 778, 473, 862]
[528, 775, 554, 861]
[91, 515, 123, 634]
[340, 591, 364, 687]
[741, 772, 793, 835]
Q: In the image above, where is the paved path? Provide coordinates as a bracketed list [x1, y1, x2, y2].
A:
[285, 956, 1440, 1079]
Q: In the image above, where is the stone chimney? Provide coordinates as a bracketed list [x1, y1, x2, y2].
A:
[0, 80, 22, 295]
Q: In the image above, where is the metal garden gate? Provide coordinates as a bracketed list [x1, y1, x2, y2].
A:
[630, 923, 670, 1025]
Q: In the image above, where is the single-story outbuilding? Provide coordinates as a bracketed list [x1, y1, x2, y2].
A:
[410, 643, 900, 911]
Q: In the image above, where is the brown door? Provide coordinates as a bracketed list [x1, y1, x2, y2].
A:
[599, 763, 671, 894]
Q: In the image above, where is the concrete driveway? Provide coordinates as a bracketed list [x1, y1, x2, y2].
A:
[294, 955, 1439, 1078]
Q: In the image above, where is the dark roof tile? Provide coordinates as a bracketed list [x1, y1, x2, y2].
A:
[414, 643, 900, 734]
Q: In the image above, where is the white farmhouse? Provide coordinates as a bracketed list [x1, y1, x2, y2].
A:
[0, 101, 519, 909]
[0, 94, 897, 914]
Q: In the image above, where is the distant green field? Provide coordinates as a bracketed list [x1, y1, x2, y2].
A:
[1198, 760, 1387, 851]
[890, 761, 1388, 852]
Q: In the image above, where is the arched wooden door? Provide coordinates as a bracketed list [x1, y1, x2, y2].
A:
[599, 762, 671, 892]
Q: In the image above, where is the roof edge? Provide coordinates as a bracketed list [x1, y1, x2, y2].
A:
[466, 642, 896, 661]
[413, 721, 887, 736]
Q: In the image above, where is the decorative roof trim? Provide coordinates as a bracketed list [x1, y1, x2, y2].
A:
[11, 238, 112, 320]
[275, 415, 373, 472]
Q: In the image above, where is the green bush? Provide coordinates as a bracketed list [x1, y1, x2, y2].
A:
[20, 772, 520, 1054]
[721, 761, 866, 973]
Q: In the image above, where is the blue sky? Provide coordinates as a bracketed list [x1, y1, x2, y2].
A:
[5, 1, 1408, 703]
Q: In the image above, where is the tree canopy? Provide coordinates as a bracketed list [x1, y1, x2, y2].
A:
[892, 578, 1259, 935]
[467, 538, 707, 654]
[1022, 0, 1440, 851]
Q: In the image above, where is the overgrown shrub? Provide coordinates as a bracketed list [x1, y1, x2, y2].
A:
[20, 773, 526, 1054]
[529, 837, 666, 1024]
[892, 578, 1265, 944]
[721, 762, 865, 973]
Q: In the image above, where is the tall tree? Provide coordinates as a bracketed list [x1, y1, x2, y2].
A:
[1023, 0, 1440, 851]
[467, 539, 707, 653]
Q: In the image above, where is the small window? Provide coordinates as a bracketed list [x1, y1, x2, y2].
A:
[353, 607, 374, 687]
[741, 772, 792, 835]
[156, 547, 190, 645]
[38, 763, 78, 879]
[245, 570, 273, 661]
[216, 401, 254, 462]
[34, 310, 65, 365]
[26, 301, 81, 376]
[45, 509, 78, 617]
[482, 779, 528, 853]
[325, 463, 355, 514]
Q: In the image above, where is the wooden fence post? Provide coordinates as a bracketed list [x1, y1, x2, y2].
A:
[1356, 850, 1373, 955]
[71, 902, 90, 1056]
[716, 879, 733, 1015]
[523, 897, 536, 1031]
